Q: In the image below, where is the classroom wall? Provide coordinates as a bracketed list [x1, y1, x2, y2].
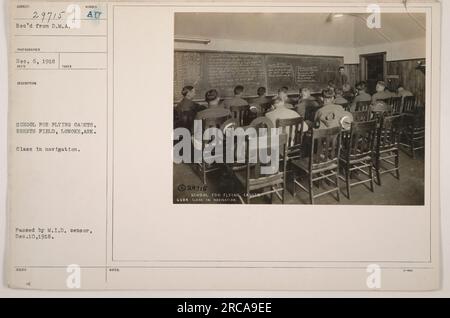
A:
[387, 59, 426, 105]
[353, 38, 426, 63]
[343, 64, 360, 87]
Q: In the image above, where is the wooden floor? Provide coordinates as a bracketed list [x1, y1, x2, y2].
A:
[173, 150, 424, 205]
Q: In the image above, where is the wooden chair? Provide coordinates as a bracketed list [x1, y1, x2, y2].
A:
[292, 126, 341, 204]
[400, 112, 425, 159]
[373, 115, 402, 186]
[224, 117, 274, 176]
[249, 117, 274, 130]
[220, 118, 240, 132]
[195, 115, 230, 184]
[376, 97, 392, 105]
[355, 100, 371, 112]
[390, 96, 403, 114]
[339, 120, 377, 199]
[234, 133, 288, 204]
[402, 96, 416, 114]
[230, 105, 250, 126]
[176, 110, 196, 132]
[371, 109, 393, 124]
[351, 110, 371, 122]
[337, 102, 350, 111]
[259, 102, 273, 115]
[276, 117, 305, 163]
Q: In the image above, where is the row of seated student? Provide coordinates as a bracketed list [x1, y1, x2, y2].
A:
[174, 80, 414, 132]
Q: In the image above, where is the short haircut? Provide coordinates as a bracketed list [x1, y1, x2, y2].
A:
[257, 87, 266, 96]
[328, 80, 336, 86]
[234, 85, 244, 95]
[357, 81, 367, 90]
[397, 83, 404, 89]
[322, 88, 335, 99]
[181, 85, 194, 97]
[205, 89, 219, 103]
[278, 87, 288, 94]
[377, 81, 386, 88]
[339, 66, 345, 71]
[335, 88, 343, 96]
[301, 87, 311, 94]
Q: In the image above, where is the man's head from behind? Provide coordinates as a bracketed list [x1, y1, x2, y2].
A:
[327, 80, 336, 90]
[182, 86, 195, 99]
[356, 81, 367, 92]
[234, 85, 244, 96]
[322, 88, 335, 104]
[278, 87, 289, 101]
[205, 89, 220, 106]
[257, 86, 266, 97]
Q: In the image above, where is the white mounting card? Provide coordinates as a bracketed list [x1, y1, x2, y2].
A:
[6, 0, 441, 291]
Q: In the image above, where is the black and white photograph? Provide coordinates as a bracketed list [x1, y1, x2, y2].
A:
[173, 12, 426, 205]
[3, 0, 446, 295]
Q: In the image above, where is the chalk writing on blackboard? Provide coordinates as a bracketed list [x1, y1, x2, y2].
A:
[267, 62, 294, 78]
[296, 65, 319, 83]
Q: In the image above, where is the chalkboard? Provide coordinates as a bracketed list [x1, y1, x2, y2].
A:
[174, 51, 344, 101]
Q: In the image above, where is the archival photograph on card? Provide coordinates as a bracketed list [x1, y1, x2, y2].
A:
[173, 12, 427, 205]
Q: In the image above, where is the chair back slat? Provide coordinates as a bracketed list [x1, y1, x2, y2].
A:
[276, 117, 305, 159]
[230, 105, 250, 126]
[390, 96, 403, 114]
[351, 110, 371, 122]
[244, 133, 288, 180]
[343, 120, 377, 161]
[377, 115, 402, 151]
[355, 100, 371, 112]
[308, 127, 341, 170]
[249, 117, 274, 130]
[337, 102, 350, 111]
[403, 96, 416, 114]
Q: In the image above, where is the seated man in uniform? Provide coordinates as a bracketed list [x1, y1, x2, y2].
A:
[295, 87, 321, 123]
[266, 97, 302, 128]
[334, 88, 349, 106]
[342, 83, 356, 102]
[196, 89, 231, 121]
[249, 86, 270, 114]
[275, 87, 294, 109]
[372, 81, 395, 103]
[326, 80, 337, 94]
[351, 81, 372, 112]
[314, 88, 353, 130]
[175, 86, 205, 131]
[223, 85, 249, 109]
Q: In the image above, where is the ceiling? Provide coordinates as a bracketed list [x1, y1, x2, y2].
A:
[175, 13, 426, 48]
